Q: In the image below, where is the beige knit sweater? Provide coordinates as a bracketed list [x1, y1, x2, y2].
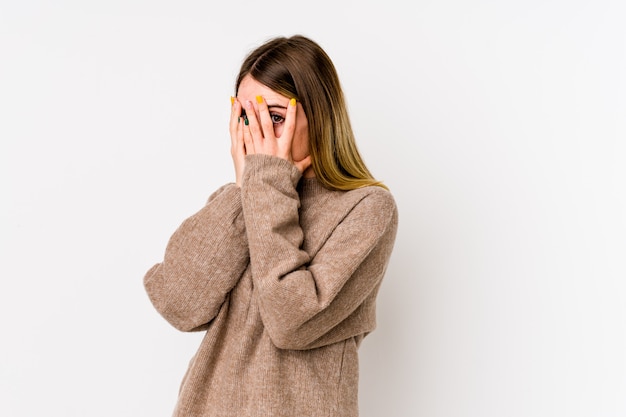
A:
[144, 154, 398, 417]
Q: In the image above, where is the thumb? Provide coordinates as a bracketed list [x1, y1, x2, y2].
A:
[294, 155, 312, 174]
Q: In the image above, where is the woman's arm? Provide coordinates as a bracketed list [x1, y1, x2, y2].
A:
[241, 155, 398, 350]
[144, 184, 249, 332]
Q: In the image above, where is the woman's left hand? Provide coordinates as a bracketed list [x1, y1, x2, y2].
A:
[242, 96, 311, 174]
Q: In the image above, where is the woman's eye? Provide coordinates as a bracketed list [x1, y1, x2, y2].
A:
[270, 113, 285, 124]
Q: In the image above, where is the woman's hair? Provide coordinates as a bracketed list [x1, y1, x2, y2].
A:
[235, 35, 387, 191]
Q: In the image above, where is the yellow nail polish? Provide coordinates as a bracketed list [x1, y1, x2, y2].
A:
[290, 98, 296, 107]
[230, 96, 235, 105]
[256, 95, 263, 104]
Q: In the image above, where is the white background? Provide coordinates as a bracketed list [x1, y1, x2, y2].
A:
[1, 1, 625, 416]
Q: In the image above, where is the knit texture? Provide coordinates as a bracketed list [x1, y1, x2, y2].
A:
[144, 154, 398, 417]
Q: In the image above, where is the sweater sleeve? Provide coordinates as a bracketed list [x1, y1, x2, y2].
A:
[241, 155, 398, 350]
[143, 183, 249, 332]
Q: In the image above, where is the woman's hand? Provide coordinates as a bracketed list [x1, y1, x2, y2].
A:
[230, 95, 311, 186]
[229, 97, 247, 187]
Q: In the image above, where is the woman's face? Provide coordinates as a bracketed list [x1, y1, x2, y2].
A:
[236, 75, 310, 165]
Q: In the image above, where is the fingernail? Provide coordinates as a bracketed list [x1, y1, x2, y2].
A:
[255, 95, 263, 104]
[290, 98, 296, 107]
[230, 96, 235, 105]
[238, 116, 241, 123]
[244, 116, 249, 126]
[246, 100, 253, 109]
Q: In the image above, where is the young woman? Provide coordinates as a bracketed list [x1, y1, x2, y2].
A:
[144, 35, 398, 417]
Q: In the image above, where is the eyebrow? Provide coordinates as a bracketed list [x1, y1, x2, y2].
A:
[267, 104, 288, 110]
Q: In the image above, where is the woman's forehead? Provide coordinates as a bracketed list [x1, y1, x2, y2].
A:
[237, 75, 289, 104]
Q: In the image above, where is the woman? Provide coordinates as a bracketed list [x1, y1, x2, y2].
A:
[144, 35, 398, 417]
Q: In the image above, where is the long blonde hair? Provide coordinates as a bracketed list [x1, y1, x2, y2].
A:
[235, 35, 387, 191]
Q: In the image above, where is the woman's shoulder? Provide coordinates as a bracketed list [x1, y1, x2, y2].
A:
[338, 185, 398, 222]
[302, 179, 397, 222]
[344, 184, 396, 205]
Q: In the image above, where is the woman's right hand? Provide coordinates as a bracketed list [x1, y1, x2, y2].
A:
[229, 97, 251, 187]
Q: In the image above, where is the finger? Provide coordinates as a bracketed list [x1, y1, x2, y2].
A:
[229, 97, 242, 148]
[255, 95, 275, 140]
[235, 111, 245, 154]
[244, 99, 264, 150]
[280, 98, 298, 150]
[242, 110, 255, 154]
[283, 98, 297, 134]
[294, 155, 312, 174]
